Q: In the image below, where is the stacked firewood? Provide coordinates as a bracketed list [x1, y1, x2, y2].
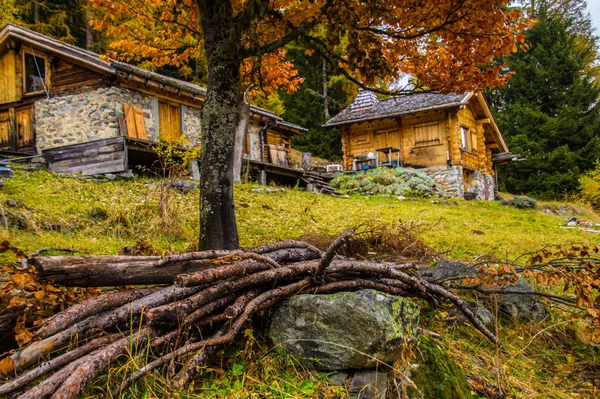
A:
[0, 231, 497, 398]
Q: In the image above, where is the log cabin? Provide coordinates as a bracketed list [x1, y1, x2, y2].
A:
[0, 23, 306, 176]
[324, 90, 512, 200]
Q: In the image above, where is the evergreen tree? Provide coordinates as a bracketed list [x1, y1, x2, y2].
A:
[489, 0, 600, 198]
[279, 45, 355, 161]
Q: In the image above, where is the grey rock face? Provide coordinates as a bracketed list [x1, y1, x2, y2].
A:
[499, 278, 546, 322]
[269, 289, 419, 370]
[417, 260, 478, 283]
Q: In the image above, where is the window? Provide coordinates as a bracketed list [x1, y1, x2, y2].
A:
[414, 122, 441, 147]
[460, 126, 478, 153]
[23, 52, 47, 94]
[159, 101, 182, 142]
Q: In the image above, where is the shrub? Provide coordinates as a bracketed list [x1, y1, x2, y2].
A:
[501, 196, 538, 209]
[579, 164, 600, 209]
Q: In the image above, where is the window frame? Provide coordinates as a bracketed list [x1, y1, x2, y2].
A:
[22, 51, 48, 96]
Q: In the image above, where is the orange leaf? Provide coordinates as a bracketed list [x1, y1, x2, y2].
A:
[0, 357, 14, 375]
[34, 291, 45, 300]
[15, 331, 33, 347]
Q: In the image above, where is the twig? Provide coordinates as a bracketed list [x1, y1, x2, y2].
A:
[313, 229, 353, 283]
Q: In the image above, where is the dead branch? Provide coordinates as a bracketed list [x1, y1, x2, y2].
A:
[313, 229, 353, 283]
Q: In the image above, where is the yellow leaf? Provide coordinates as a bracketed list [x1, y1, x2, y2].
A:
[0, 357, 14, 375]
[34, 291, 45, 300]
[15, 331, 33, 347]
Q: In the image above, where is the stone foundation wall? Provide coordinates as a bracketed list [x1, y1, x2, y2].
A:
[418, 165, 495, 201]
[420, 165, 464, 199]
[35, 86, 204, 151]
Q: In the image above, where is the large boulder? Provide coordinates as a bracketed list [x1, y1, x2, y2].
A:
[499, 278, 546, 322]
[269, 289, 419, 370]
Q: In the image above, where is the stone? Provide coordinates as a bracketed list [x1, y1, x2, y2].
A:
[349, 369, 387, 399]
[250, 188, 264, 193]
[417, 260, 478, 283]
[499, 278, 546, 322]
[5, 200, 24, 208]
[170, 180, 197, 192]
[397, 195, 406, 200]
[326, 371, 352, 388]
[269, 289, 419, 370]
[450, 300, 495, 329]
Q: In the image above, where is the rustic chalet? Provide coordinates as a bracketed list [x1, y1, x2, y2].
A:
[0, 23, 305, 175]
[324, 90, 510, 200]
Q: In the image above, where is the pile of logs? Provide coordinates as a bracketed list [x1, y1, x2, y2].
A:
[0, 231, 498, 398]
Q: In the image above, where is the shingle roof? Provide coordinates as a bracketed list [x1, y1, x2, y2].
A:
[0, 23, 307, 133]
[324, 92, 470, 127]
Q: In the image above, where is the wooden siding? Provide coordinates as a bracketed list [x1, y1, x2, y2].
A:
[43, 137, 127, 175]
[0, 50, 19, 104]
[454, 107, 493, 174]
[343, 110, 450, 170]
[51, 58, 105, 95]
[0, 111, 10, 150]
[263, 128, 291, 164]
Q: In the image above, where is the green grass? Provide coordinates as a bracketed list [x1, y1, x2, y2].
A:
[2, 170, 600, 398]
[1, 170, 598, 261]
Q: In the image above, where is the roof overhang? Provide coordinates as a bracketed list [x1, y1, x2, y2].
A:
[0, 23, 114, 75]
[322, 93, 472, 128]
[473, 91, 508, 153]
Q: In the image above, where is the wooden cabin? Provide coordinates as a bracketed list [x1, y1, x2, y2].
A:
[0, 23, 305, 175]
[324, 90, 511, 200]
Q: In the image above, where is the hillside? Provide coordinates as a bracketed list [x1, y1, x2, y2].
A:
[1, 170, 599, 398]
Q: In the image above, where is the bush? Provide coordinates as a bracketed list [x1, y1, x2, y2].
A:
[501, 196, 538, 209]
[579, 164, 600, 209]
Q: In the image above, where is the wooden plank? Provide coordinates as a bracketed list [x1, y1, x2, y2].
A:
[43, 137, 125, 162]
[124, 104, 138, 139]
[133, 107, 147, 140]
[49, 151, 125, 170]
[50, 157, 126, 176]
[15, 106, 34, 150]
[159, 101, 181, 142]
[0, 111, 10, 150]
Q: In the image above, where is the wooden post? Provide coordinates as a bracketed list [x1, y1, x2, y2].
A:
[258, 169, 267, 185]
[302, 152, 312, 171]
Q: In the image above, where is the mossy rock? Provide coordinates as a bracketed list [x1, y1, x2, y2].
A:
[407, 336, 477, 399]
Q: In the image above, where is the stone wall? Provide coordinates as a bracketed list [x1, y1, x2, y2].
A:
[35, 86, 205, 151]
[182, 105, 202, 147]
[418, 165, 495, 201]
[420, 165, 464, 199]
[35, 86, 157, 151]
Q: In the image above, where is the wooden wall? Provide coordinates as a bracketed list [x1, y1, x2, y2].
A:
[51, 58, 105, 95]
[342, 109, 450, 170]
[342, 105, 495, 176]
[0, 50, 18, 104]
[43, 137, 127, 175]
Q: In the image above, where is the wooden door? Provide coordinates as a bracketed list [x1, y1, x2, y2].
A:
[15, 106, 34, 150]
[159, 101, 181, 142]
[375, 131, 388, 149]
[0, 111, 10, 151]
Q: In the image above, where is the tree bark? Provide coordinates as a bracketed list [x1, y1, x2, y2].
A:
[322, 58, 330, 120]
[32, 247, 319, 287]
[198, 0, 243, 250]
[233, 90, 250, 183]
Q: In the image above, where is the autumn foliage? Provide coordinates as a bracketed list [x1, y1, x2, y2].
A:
[89, 0, 530, 95]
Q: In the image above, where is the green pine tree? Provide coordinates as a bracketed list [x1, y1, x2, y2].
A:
[489, 0, 600, 199]
[279, 45, 355, 161]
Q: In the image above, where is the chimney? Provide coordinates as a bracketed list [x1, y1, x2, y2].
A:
[350, 89, 378, 111]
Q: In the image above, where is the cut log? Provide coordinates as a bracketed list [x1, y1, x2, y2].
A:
[32, 246, 320, 287]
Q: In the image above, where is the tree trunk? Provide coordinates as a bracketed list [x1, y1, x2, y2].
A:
[199, 0, 242, 250]
[322, 58, 329, 120]
[85, 8, 93, 50]
[233, 90, 250, 183]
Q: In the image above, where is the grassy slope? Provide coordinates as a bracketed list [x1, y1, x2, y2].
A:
[2, 170, 597, 260]
[1, 170, 600, 398]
